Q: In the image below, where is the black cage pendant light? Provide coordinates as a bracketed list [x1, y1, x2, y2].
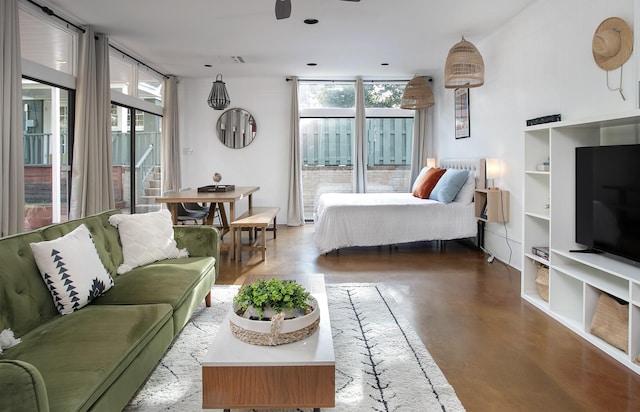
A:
[207, 74, 231, 110]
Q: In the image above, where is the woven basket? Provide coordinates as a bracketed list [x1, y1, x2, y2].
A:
[589, 292, 629, 353]
[535, 263, 549, 302]
[229, 297, 320, 346]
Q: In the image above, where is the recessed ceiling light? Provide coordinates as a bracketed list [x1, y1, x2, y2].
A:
[307, 63, 317, 66]
[304, 18, 319, 24]
[204, 64, 212, 67]
[381, 63, 389, 66]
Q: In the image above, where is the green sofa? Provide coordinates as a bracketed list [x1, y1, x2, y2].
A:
[0, 209, 219, 412]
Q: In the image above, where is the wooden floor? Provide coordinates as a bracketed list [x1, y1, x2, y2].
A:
[216, 224, 640, 412]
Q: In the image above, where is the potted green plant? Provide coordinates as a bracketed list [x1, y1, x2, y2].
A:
[233, 277, 312, 320]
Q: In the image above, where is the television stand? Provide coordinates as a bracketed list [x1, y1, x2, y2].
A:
[522, 111, 640, 376]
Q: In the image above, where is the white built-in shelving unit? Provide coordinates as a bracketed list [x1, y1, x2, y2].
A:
[522, 111, 640, 374]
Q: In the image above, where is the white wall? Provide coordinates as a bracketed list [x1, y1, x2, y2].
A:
[178, 77, 291, 220]
[178, 0, 637, 267]
[432, 0, 636, 269]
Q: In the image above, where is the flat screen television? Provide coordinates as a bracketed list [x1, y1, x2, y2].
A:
[575, 144, 640, 264]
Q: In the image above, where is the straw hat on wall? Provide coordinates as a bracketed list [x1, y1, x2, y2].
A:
[592, 17, 633, 71]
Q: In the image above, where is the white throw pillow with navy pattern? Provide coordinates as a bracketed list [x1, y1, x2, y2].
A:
[30, 224, 114, 315]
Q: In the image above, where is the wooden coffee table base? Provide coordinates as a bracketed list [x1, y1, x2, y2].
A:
[202, 364, 334, 410]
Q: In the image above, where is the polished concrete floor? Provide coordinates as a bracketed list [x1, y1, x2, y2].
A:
[216, 224, 640, 412]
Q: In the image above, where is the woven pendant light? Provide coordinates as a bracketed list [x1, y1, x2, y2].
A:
[400, 76, 434, 109]
[207, 74, 231, 110]
[444, 37, 485, 88]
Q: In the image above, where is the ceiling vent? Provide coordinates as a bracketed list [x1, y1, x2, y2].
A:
[230, 56, 245, 64]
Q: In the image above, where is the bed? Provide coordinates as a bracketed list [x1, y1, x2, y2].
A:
[313, 159, 484, 253]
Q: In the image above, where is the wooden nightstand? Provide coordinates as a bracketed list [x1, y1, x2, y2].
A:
[474, 189, 509, 223]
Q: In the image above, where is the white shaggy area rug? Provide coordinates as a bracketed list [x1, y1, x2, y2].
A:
[124, 284, 465, 412]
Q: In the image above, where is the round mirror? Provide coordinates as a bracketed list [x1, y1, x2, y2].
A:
[216, 108, 257, 148]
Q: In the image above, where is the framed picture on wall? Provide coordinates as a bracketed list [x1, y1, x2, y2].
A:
[455, 88, 470, 139]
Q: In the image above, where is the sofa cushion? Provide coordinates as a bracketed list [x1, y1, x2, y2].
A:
[91, 256, 216, 333]
[2, 304, 173, 412]
[92, 257, 215, 309]
[30, 224, 114, 315]
[108, 210, 188, 274]
[0, 230, 61, 337]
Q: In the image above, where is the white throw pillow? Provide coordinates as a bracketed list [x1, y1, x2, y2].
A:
[108, 209, 188, 274]
[452, 172, 476, 204]
[30, 224, 114, 315]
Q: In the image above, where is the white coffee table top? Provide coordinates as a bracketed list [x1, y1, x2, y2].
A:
[202, 276, 335, 367]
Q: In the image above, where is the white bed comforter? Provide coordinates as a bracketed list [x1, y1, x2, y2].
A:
[313, 192, 476, 253]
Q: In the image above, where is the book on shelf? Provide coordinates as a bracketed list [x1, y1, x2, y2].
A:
[532, 246, 549, 260]
[480, 199, 488, 219]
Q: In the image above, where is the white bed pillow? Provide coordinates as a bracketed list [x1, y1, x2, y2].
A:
[108, 209, 188, 274]
[30, 224, 114, 315]
[429, 169, 469, 203]
[452, 172, 476, 204]
[411, 166, 432, 192]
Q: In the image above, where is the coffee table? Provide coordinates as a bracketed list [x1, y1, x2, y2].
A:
[202, 274, 335, 411]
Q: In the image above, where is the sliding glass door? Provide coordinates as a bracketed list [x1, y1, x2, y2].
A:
[111, 104, 162, 214]
[298, 80, 413, 220]
[299, 81, 355, 219]
[363, 82, 414, 193]
[22, 79, 73, 230]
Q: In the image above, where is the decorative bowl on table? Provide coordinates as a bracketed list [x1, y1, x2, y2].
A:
[229, 278, 320, 346]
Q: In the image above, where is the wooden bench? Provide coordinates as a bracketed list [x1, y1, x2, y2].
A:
[230, 207, 279, 261]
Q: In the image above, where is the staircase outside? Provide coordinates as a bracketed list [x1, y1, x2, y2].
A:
[135, 166, 162, 214]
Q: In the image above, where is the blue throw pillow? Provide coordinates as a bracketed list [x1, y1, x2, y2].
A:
[429, 169, 469, 203]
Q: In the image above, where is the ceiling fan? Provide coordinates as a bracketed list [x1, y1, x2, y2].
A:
[275, 0, 360, 20]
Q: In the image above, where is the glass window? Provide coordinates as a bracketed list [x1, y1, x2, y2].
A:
[134, 111, 162, 213]
[111, 105, 163, 214]
[23, 79, 72, 230]
[110, 53, 134, 95]
[298, 81, 355, 109]
[301, 118, 355, 219]
[19, 7, 77, 75]
[363, 82, 406, 108]
[111, 104, 131, 213]
[365, 117, 414, 192]
[110, 50, 164, 107]
[299, 81, 356, 219]
[299, 80, 414, 220]
[138, 67, 164, 107]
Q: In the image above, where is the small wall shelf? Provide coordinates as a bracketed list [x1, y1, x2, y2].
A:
[474, 189, 509, 223]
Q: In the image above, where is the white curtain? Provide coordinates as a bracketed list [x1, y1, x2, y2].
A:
[0, 0, 25, 236]
[353, 77, 367, 193]
[69, 28, 115, 219]
[162, 75, 181, 193]
[409, 107, 432, 189]
[287, 76, 304, 226]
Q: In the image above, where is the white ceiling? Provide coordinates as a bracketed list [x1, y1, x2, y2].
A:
[39, 0, 537, 80]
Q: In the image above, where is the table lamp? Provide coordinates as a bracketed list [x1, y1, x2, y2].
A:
[486, 158, 501, 190]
